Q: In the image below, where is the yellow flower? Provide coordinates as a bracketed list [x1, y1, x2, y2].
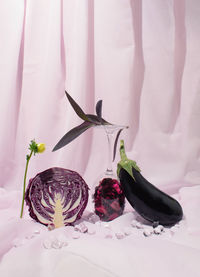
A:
[37, 143, 46, 153]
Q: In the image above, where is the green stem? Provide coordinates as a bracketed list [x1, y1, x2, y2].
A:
[119, 140, 128, 161]
[20, 150, 33, 218]
[117, 140, 141, 179]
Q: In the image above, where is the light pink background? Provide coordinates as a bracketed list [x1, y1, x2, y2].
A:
[0, 2, 200, 276]
[0, 0, 200, 193]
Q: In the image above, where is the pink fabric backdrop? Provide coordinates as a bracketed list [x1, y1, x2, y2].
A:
[0, 0, 200, 192]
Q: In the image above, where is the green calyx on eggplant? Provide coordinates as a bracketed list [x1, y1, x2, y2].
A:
[117, 140, 183, 227]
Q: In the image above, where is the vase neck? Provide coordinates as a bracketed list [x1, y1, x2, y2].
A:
[105, 128, 115, 177]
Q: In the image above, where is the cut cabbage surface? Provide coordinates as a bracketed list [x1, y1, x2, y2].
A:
[25, 167, 89, 228]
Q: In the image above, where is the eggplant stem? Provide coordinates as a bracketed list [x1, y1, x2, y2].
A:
[117, 140, 141, 179]
[119, 140, 128, 161]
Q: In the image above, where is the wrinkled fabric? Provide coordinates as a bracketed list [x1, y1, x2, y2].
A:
[0, 0, 200, 193]
[179, 185, 200, 235]
[0, 187, 200, 277]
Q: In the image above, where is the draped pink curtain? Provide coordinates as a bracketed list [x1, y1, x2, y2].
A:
[0, 0, 200, 192]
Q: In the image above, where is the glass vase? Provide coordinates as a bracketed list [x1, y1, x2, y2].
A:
[92, 124, 127, 222]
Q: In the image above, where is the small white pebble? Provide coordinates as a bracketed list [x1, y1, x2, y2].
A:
[136, 222, 143, 229]
[154, 227, 161, 234]
[43, 239, 52, 249]
[157, 225, 164, 232]
[79, 223, 88, 233]
[72, 232, 80, 239]
[51, 239, 63, 249]
[131, 220, 137, 227]
[74, 225, 80, 232]
[74, 223, 88, 233]
[34, 230, 40, 234]
[103, 223, 110, 229]
[115, 232, 125, 239]
[143, 229, 152, 237]
[170, 226, 177, 234]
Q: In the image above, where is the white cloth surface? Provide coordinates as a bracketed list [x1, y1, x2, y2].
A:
[0, 187, 200, 277]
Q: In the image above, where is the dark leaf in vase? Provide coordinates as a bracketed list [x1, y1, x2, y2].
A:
[52, 121, 94, 151]
[65, 91, 111, 125]
[113, 128, 123, 162]
[86, 114, 111, 125]
[65, 91, 89, 122]
[96, 100, 102, 121]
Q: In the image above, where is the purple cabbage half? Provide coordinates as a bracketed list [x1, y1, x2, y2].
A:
[25, 167, 89, 228]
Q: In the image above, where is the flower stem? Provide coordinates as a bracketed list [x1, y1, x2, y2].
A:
[20, 150, 33, 218]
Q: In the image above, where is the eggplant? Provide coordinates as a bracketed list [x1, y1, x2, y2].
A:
[117, 140, 183, 227]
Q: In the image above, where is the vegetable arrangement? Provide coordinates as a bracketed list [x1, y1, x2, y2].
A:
[25, 167, 89, 228]
[117, 140, 183, 226]
[21, 92, 183, 229]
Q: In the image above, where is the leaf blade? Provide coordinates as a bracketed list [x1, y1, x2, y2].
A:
[65, 91, 89, 121]
[65, 91, 113, 126]
[86, 114, 112, 125]
[52, 121, 93, 151]
[113, 128, 123, 162]
[96, 100, 102, 121]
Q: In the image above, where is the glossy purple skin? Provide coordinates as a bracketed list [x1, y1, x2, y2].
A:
[25, 167, 89, 226]
[119, 167, 183, 226]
